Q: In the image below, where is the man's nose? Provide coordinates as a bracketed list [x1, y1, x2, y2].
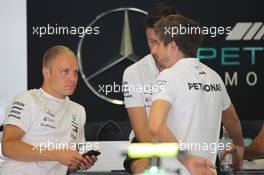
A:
[69, 72, 78, 82]
[150, 47, 156, 56]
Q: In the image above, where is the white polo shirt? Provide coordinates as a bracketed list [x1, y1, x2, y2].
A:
[152, 58, 231, 163]
[123, 54, 159, 139]
[1, 88, 86, 175]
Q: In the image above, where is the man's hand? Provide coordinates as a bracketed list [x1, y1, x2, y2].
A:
[54, 150, 96, 169]
[80, 155, 97, 170]
[179, 155, 216, 175]
[220, 144, 244, 170]
[131, 159, 149, 174]
[68, 155, 97, 172]
[54, 149, 84, 167]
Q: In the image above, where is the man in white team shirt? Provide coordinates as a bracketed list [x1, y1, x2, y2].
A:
[1, 45, 97, 175]
[148, 15, 244, 174]
[122, 3, 179, 173]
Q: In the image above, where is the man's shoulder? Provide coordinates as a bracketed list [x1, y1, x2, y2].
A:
[200, 62, 222, 79]
[6, 89, 39, 112]
[12, 89, 38, 102]
[68, 99, 85, 111]
[159, 66, 180, 78]
[156, 66, 189, 86]
[123, 54, 153, 75]
[156, 70, 175, 86]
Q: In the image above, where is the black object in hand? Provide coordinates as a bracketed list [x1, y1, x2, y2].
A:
[82, 150, 101, 157]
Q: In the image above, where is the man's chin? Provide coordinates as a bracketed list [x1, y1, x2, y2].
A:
[64, 89, 75, 96]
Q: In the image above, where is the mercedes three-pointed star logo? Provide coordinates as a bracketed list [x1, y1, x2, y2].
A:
[77, 7, 147, 105]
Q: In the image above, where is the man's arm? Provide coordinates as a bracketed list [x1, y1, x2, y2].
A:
[123, 66, 153, 142]
[222, 104, 244, 146]
[2, 124, 89, 168]
[244, 125, 264, 160]
[126, 107, 152, 173]
[148, 100, 177, 142]
[127, 107, 153, 142]
[222, 104, 244, 170]
[123, 69, 154, 172]
[148, 100, 216, 175]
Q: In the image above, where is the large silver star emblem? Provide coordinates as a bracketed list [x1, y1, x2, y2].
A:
[77, 8, 147, 105]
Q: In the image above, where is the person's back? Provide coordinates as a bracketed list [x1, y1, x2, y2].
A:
[149, 14, 243, 174]
[154, 58, 230, 163]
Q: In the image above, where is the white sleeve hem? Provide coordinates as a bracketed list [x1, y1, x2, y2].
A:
[152, 94, 173, 106]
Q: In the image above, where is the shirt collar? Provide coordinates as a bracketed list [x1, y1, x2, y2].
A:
[174, 58, 200, 67]
[40, 88, 68, 103]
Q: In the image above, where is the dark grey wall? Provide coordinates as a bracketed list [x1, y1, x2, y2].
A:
[27, 0, 264, 140]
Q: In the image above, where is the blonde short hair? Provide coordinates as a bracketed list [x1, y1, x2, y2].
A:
[42, 45, 76, 68]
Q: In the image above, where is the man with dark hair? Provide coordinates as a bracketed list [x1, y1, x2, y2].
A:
[1, 45, 97, 175]
[148, 15, 244, 175]
[122, 3, 179, 173]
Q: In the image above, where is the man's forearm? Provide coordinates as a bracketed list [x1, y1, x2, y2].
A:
[148, 100, 177, 143]
[134, 128, 153, 143]
[128, 107, 154, 143]
[2, 140, 57, 162]
[245, 136, 264, 159]
[244, 145, 257, 160]
[225, 118, 244, 146]
[149, 122, 178, 143]
[222, 105, 244, 146]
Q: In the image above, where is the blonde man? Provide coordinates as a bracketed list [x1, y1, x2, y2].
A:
[1, 45, 97, 175]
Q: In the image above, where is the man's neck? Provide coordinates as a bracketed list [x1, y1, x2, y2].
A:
[167, 52, 186, 68]
[156, 62, 164, 72]
[41, 84, 66, 99]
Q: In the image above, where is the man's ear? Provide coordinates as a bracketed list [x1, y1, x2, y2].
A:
[169, 41, 177, 53]
[42, 67, 49, 79]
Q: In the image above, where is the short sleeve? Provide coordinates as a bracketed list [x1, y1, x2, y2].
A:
[4, 92, 34, 132]
[220, 80, 231, 111]
[77, 107, 86, 144]
[122, 68, 144, 108]
[151, 70, 177, 105]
